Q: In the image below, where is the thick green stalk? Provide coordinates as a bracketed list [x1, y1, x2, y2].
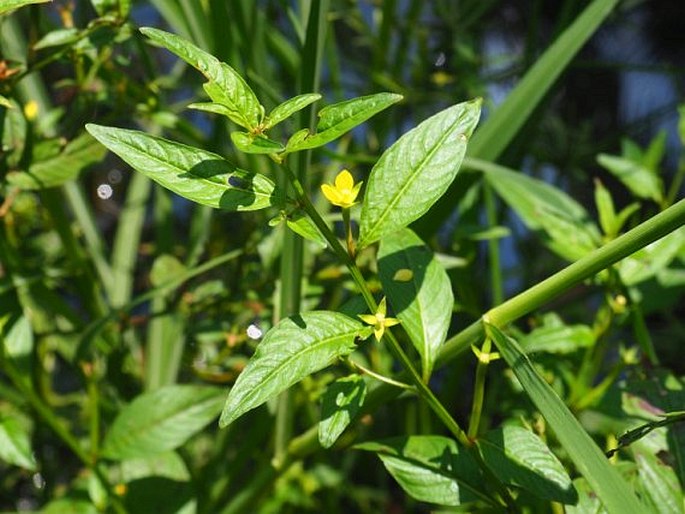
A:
[483, 181, 503, 305]
[274, 0, 330, 462]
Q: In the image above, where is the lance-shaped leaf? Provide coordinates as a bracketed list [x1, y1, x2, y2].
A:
[478, 425, 576, 503]
[355, 436, 489, 507]
[485, 323, 643, 513]
[220, 311, 363, 428]
[102, 385, 224, 460]
[0, 417, 36, 471]
[359, 99, 481, 248]
[140, 27, 262, 130]
[319, 374, 367, 449]
[6, 133, 107, 189]
[378, 228, 452, 381]
[265, 93, 322, 129]
[284, 93, 402, 153]
[597, 153, 663, 204]
[473, 159, 601, 261]
[86, 124, 276, 211]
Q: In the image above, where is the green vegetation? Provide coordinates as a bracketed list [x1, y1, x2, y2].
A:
[1, 1, 684, 513]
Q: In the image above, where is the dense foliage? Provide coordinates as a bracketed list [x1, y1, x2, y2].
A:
[1, 1, 684, 513]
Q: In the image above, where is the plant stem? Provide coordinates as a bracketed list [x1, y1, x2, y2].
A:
[467, 338, 494, 438]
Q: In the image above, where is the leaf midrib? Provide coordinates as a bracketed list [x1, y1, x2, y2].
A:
[226, 328, 359, 419]
[363, 113, 464, 245]
[111, 131, 272, 199]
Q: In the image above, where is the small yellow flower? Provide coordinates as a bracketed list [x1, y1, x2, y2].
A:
[23, 100, 39, 121]
[359, 297, 400, 341]
[321, 169, 362, 208]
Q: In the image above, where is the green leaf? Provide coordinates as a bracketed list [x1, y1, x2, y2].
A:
[102, 385, 224, 460]
[478, 425, 576, 503]
[150, 254, 186, 288]
[355, 436, 489, 507]
[114, 451, 191, 483]
[618, 226, 685, 286]
[597, 153, 664, 204]
[0, 417, 36, 471]
[34, 28, 82, 50]
[230, 131, 284, 154]
[319, 374, 367, 449]
[41, 499, 100, 514]
[359, 99, 481, 248]
[219, 311, 362, 428]
[473, 159, 601, 261]
[265, 93, 321, 129]
[3, 315, 33, 381]
[140, 27, 262, 130]
[86, 124, 276, 211]
[285, 211, 327, 249]
[284, 93, 402, 153]
[485, 323, 643, 513]
[6, 133, 107, 189]
[519, 320, 595, 354]
[378, 228, 452, 380]
[0, 0, 50, 15]
[634, 450, 684, 514]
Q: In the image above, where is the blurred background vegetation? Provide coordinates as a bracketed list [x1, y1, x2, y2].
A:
[1, 0, 684, 512]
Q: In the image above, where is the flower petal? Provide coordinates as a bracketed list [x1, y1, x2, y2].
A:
[321, 183, 343, 206]
[335, 169, 354, 190]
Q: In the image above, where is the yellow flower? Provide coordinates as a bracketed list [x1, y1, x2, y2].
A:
[23, 100, 39, 121]
[359, 297, 400, 342]
[321, 169, 362, 208]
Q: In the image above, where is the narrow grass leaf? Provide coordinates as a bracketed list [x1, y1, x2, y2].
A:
[220, 311, 363, 428]
[355, 436, 489, 507]
[0, 0, 50, 15]
[359, 98, 481, 248]
[86, 124, 276, 211]
[478, 425, 576, 503]
[265, 93, 322, 129]
[284, 93, 402, 153]
[140, 27, 262, 130]
[102, 385, 224, 460]
[472, 159, 601, 261]
[6, 133, 106, 189]
[0, 417, 36, 471]
[319, 374, 367, 448]
[378, 228, 452, 381]
[485, 323, 643, 513]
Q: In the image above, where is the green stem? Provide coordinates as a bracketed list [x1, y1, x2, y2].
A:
[467, 338, 493, 438]
[483, 182, 503, 305]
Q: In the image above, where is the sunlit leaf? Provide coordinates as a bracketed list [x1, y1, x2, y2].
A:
[319, 374, 367, 448]
[478, 425, 576, 503]
[378, 228, 452, 380]
[597, 153, 663, 204]
[140, 27, 262, 130]
[355, 436, 489, 507]
[359, 99, 481, 248]
[86, 124, 277, 211]
[284, 93, 402, 153]
[230, 131, 284, 154]
[265, 93, 321, 129]
[0, 0, 50, 15]
[0, 417, 36, 471]
[220, 311, 363, 428]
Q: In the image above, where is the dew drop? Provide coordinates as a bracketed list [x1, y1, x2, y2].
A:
[96, 184, 113, 199]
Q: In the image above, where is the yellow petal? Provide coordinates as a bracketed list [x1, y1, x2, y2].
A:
[373, 326, 384, 341]
[378, 297, 388, 316]
[384, 318, 400, 327]
[321, 183, 343, 205]
[393, 269, 413, 282]
[335, 169, 354, 190]
[358, 314, 377, 325]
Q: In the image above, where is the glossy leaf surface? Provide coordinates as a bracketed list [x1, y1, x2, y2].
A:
[140, 27, 262, 130]
[265, 93, 321, 129]
[319, 374, 367, 448]
[0, 417, 35, 470]
[355, 436, 487, 507]
[478, 425, 576, 503]
[378, 228, 452, 380]
[359, 99, 481, 248]
[220, 311, 363, 427]
[285, 93, 402, 153]
[86, 124, 276, 211]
